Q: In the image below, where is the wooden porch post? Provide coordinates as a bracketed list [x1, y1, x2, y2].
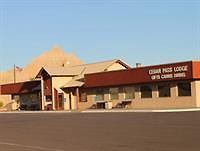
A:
[76, 87, 79, 110]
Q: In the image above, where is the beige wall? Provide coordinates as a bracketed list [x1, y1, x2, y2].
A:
[71, 90, 78, 110]
[107, 63, 127, 71]
[51, 76, 73, 110]
[0, 95, 13, 111]
[52, 77, 72, 92]
[63, 93, 70, 110]
[194, 81, 200, 107]
[80, 81, 199, 110]
[78, 93, 95, 110]
[0, 95, 12, 106]
[130, 82, 196, 109]
[78, 62, 128, 110]
[51, 76, 81, 110]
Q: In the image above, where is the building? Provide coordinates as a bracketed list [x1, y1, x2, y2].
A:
[0, 80, 41, 110]
[0, 59, 129, 110]
[1, 60, 200, 111]
[84, 60, 200, 109]
[35, 59, 130, 110]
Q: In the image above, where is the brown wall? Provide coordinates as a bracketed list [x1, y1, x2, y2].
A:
[43, 76, 52, 96]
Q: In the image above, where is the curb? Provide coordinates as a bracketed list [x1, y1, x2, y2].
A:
[1, 108, 200, 114]
[81, 108, 200, 113]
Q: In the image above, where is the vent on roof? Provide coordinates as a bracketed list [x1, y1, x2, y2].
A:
[136, 63, 142, 68]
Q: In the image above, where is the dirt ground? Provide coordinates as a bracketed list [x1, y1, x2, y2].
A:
[0, 112, 200, 151]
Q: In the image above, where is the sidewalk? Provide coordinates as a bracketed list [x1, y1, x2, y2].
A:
[82, 108, 200, 113]
[1, 108, 200, 113]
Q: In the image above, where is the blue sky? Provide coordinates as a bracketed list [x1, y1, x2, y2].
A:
[0, 0, 199, 71]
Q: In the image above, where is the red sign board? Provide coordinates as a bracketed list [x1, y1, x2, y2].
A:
[85, 61, 193, 88]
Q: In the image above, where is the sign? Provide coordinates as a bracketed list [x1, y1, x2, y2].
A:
[149, 65, 188, 80]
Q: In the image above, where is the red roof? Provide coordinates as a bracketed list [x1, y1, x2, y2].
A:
[0, 80, 41, 95]
[85, 61, 200, 88]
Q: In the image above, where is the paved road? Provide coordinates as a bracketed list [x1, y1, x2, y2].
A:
[0, 112, 200, 151]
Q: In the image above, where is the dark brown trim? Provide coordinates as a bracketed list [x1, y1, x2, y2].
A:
[116, 60, 132, 69]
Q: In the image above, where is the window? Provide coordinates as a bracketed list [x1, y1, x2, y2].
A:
[109, 88, 119, 100]
[80, 92, 87, 102]
[12, 95, 19, 100]
[140, 85, 152, 98]
[177, 82, 191, 96]
[158, 84, 171, 97]
[95, 88, 105, 101]
[46, 95, 52, 102]
[123, 87, 135, 99]
[96, 102, 106, 109]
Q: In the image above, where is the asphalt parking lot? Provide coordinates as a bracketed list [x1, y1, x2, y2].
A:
[0, 111, 200, 151]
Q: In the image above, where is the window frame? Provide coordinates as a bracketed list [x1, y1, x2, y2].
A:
[140, 85, 152, 99]
[79, 91, 87, 102]
[109, 87, 119, 100]
[94, 88, 106, 102]
[177, 82, 191, 97]
[158, 83, 171, 98]
[123, 86, 135, 100]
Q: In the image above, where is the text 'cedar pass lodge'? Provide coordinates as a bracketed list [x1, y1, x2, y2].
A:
[149, 65, 188, 80]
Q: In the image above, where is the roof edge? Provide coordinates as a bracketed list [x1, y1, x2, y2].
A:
[35, 67, 50, 78]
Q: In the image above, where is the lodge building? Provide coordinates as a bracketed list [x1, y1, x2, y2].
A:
[0, 60, 200, 111]
[84, 61, 200, 110]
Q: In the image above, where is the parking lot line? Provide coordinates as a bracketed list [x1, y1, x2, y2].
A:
[0, 141, 64, 151]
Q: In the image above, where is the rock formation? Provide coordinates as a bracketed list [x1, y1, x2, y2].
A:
[0, 46, 83, 84]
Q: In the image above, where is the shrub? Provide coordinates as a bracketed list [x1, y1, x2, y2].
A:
[0, 101, 3, 108]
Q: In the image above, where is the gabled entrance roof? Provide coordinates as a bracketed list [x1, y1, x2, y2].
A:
[36, 59, 130, 78]
[35, 59, 131, 88]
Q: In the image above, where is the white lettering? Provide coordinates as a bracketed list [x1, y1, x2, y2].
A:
[174, 72, 186, 78]
[151, 75, 160, 80]
[161, 74, 173, 79]
[174, 66, 188, 72]
[162, 67, 173, 73]
[149, 65, 188, 81]
[149, 69, 161, 75]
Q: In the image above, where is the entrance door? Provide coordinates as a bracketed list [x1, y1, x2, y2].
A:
[58, 93, 64, 110]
